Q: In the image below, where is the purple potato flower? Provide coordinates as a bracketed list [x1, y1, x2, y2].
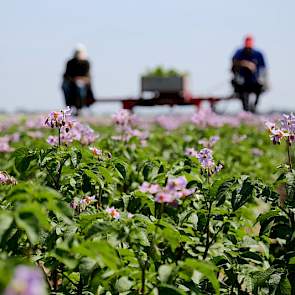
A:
[140, 176, 194, 205]
[265, 113, 295, 145]
[80, 195, 96, 205]
[0, 171, 17, 185]
[106, 207, 121, 219]
[45, 106, 73, 130]
[139, 182, 161, 194]
[166, 176, 187, 191]
[4, 265, 47, 295]
[196, 148, 215, 169]
[198, 135, 220, 148]
[185, 147, 198, 157]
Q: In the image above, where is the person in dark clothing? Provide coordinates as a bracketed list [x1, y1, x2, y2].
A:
[62, 44, 95, 114]
[231, 35, 268, 112]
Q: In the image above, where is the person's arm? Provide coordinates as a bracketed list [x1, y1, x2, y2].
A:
[83, 60, 91, 83]
[257, 52, 268, 87]
[232, 49, 256, 73]
[85, 60, 90, 78]
[259, 52, 266, 69]
[231, 50, 241, 73]
[63, 60, 73, 80]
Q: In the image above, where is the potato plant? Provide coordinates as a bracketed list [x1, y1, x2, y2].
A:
[0, 109, 294, 294]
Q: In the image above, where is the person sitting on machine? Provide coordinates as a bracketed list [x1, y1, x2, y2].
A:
[62, 44, 95, 115]
[231, 35, 268, 112]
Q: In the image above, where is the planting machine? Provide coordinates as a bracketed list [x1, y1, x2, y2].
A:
[96, 75, 234, 110]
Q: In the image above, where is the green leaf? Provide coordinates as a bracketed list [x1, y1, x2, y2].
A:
[13, 147, 34, 172]
[0, 212, 13, 239]
[161, 226, 181, 251]
[257, 209, 281, 235]
[70, 148, 82, 167]
[115, 162, 127, 179]
[159, 265, 173, 283]
[215, 179, 236, 206]
[98, 166, 113, 183]
[50, 247, 78, 269]
[79, 257, 97, 278]
[115, 276, 133, 292]
[73, 240, 119, 270]
[183, 259, 220, 295]
[143, 162, 153, 180]
[288, 256, 295, 264]
[231, 177, 254, 211]
[240, 251, 264, 262]
[252, 267, 277, 287]
[275, 276, 291, 295]
[158, 285, 186, 295]
[15, 203, 50, 244]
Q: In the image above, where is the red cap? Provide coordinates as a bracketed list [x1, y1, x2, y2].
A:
[244, 35, 254, 48]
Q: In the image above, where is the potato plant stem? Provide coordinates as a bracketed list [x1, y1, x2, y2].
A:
[203, 201, 212, 260]
[287, 142, 292, 171]
[141, 266, 146, 294]
[58, 128, 61, 147]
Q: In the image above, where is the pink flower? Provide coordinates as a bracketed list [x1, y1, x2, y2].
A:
[251, 148, 263, 157]
[111, 110, 148, 143]
[80, 196, 96, 205]
[270, 129, 287, 145]
[174, 189, 195, 199]
[265, 121, 275, 132]
[213, 163, 224, 174]
[47, 136, 58, 146]
[46, 121, 97, 146]
[196, 148, 215, 169]
[140, 176, 194, 204]
[9, 133, 20, 142]
[27, 131, 43, 139]
[156, 115, 183, 131]
[106, 207, 120, 219]
[89, 147, 102, 156]
[139, 182, 161, 194]
[4, 265, 47, 295]
[198, 135, 220, 148]
[155, 192, 175, 203]
[0, 138, 14, 152]
[112, 109, 134, 127]
[185, 147, 198, 157]
[70, 200, 78, 209]
[166, 176, 187, 191]
[265, 114, 295, 145]
[45, 106, 73, 130]
[232, 134, 247, 144]
[0, 171, 17, 185]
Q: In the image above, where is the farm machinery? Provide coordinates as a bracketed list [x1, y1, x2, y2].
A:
[95, 69, 235, 111]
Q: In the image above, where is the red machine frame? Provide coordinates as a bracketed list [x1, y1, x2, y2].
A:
[95, 76, 235, 110]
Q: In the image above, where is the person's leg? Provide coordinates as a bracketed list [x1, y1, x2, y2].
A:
[62, 80, 71, 106]
[76, 85, 88, 108]
[85, 85, 96, 107]
[253, 82, 263, 113]
[241, 92, 249, 111]
[254, 93, 260, 107]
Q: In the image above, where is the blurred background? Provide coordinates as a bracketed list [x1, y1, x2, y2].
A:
[0, 0, 294, 113]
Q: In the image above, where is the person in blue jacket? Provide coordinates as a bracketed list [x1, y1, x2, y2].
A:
[231, 35, 268, 112]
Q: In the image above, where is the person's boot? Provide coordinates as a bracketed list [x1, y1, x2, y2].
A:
[253, 95, 260, 113]
[242, 93, 249, 112]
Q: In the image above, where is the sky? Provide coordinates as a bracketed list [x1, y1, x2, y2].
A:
[0, 0, 294, 113]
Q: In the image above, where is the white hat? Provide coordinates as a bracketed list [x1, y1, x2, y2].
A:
[75, 43, 87, 53]
[74, 43, 87, 59]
